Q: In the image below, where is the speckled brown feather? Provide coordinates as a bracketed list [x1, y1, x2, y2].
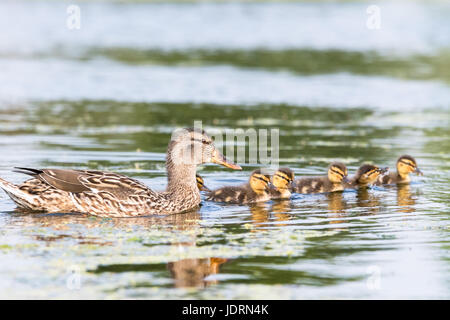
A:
[206, 185, 263, 204]
[206, 170, 271, 204]
[292, 163, 347, 194]
[293, 176, 343, 194]
[0, 177, 77, 212]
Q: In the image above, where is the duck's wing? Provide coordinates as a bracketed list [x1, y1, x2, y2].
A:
[14, 167, 153, 199]
[18, 178, 54, 194]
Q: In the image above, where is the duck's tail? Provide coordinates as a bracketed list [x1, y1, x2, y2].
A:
[0, 177, 37, 210]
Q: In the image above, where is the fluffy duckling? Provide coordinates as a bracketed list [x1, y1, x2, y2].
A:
[345, 164, 388, 189]
[374, 155, 422, 185]
[293, 162, 349, 194]
[206, 169, 271, 204]
[270, 168, 295, 199]
[196, 174, 211, 192]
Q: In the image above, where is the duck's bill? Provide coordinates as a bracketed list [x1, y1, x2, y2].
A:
[211, 150, 242, 170]
[342, 176, 350, 184]
[415, 167, 423, 176]
[201, 185, 212, 192]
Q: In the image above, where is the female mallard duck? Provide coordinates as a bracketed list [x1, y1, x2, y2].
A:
[206, 169, 271, 204]
[269, 168, 295, 199]
[293, 162, 348, 194]
[374, 155, 422, 185]
[345, 164, 388, 189]
[0, 128, 241, 217]
[196, 174, 210, 192]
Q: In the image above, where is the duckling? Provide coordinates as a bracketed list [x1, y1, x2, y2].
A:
[270, 168, 295, 199]
[374, 155, 422, 185]
[345, 164, 388, 189]
[196, 174, 211, 192]
[293, 162, 348, 194]
[206, 169, 271, 204]
[0, 128, 241, 217]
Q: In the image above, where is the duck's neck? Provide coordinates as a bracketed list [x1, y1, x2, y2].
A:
[165, 150, 199, 198]
[397, 171, 410, 182]
[277, 188, 291, 198]
[350, 176, 368, 188]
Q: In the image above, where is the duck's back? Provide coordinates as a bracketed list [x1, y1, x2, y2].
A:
[294, 176, 334, 194]
[15, 178, 77, 212]
[374, 172, 409, 185]
[207, 185, 258, 204]
[374, 173, 393, 185]
[269, 187, 291, 199]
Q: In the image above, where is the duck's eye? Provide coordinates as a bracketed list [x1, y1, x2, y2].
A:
[191, 138, 211, 145]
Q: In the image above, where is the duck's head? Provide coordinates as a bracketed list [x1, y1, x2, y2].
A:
[355, 164, 389, 186]
[249, 169, 271, 195]
[196, 174, 211, 192]
[272, 168, 295, 191]
[328, 162, 349, 184]
[169, 128, 241, 170]
[397, 155, 422, 177]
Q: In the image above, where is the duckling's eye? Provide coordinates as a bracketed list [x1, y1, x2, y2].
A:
[275, 173, 291, 183]
[400, 160, 415, 169]
[330, 168, 344, 178]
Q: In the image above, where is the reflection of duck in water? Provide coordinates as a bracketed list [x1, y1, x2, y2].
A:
[13, 208, 203, 240]
[249, 200, 294, 229]
[271, 200, 293, 226]
[271, 200, 292, 214]
[356, 188, 381, 214]
[396, 184, 416, 213]
[374, 155, 422, 185]
[0, 128, 241, 217]
[325, 192, 349, 229]
[345, 164, 388, 189]
[206, 169, 271, 204]
[10, 202, 228, 289]
[167, 257, 228, 288]
[249, 202, 271, 228]
[327, 192, 347, 214]
[293, 162, 349, 194]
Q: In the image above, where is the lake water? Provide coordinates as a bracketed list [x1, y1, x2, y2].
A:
[0, 0, 449, 299]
